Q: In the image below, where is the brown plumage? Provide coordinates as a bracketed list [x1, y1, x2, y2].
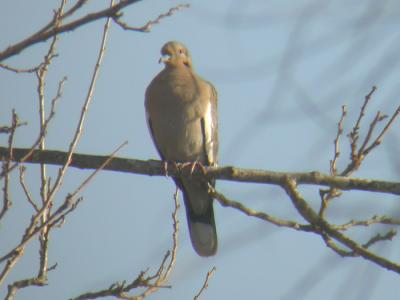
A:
[145, 41, 218, 256]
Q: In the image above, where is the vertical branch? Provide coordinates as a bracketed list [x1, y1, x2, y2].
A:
[133, 188, 180, 300]
[330, 105, 347, 176]
[319, 106, 346, 217]
[0, 77, 64, 180]
[35, 0, 67, 282]
[0, 110, 19, 221]
[47, 0, 113, 202]
[13, 0, 64, 287]
[36, 47, 49, 282]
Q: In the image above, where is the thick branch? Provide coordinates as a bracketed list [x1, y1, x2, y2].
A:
[1, 147, 399, 195]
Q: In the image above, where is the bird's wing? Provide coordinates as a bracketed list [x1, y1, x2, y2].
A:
[145, 110, 165, 161]
[201, 82, 218, 167]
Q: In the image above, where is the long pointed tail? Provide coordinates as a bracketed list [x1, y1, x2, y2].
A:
[181, 179, 217, 256]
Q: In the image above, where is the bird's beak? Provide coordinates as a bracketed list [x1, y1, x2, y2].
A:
[159, 54, 171, 64]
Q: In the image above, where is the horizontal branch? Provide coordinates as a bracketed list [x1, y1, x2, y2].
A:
[1, 147, 399, 195]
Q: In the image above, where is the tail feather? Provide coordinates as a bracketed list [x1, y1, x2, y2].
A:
[180, 179, 217, 256]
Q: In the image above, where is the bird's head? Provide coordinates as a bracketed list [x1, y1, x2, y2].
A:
[159, 41, 192, 68]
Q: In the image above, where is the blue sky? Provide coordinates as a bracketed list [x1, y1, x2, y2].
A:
[1, 1, 400, 299]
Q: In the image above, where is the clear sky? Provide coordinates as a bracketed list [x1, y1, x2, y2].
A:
[1, 0, 400, 299]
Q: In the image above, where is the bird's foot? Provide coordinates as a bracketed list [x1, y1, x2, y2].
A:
[180, 161, 207, 176]
[163, 161, 183, 177]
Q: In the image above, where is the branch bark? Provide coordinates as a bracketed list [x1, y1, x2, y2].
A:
[1, 147, 399, 195]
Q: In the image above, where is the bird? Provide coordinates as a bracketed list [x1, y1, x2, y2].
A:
[145, 41, 218, 256]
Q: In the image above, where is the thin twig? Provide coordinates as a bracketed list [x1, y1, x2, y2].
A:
[0, 62, 40, 73]
[37, 0, 90, 36]
[349, 86, 377, 161]
[65, 141, 128, 201]
[357, 111, 387, 157]
[114, 4, 190, 32]
[319, 105, 347, 217]
[334, 215, 400, 230]
[194, 267, 216, 300]
[19, 166, 40, 212]
[363, 104, 400, 156]
[210, 185, 313, 232]
[362, 230, 396, 248]
[342, 86, 389, 176]
[134, 188, 180, 300]
[353, 86, 377, 133]
[330, 105, 347, 176]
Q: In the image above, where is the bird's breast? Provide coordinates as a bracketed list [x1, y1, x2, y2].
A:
[145, 69, 211, 162]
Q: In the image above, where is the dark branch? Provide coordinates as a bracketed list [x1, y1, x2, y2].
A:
[1, 147, 399, 196]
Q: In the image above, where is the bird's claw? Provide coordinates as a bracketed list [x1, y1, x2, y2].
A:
[163, 161, 182, 177]
[180, 161, 207, 176]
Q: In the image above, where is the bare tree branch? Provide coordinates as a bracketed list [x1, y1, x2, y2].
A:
[319, 87, 399, 217]
[330, 105, 347, 176]
[0, 76, 66, 179]
[333, 215, 400, 230]
[71, 187, 179, 300]
[282, 177, 400, 274]
[113, 3, 189, 32]
[46, 0, 112, 206]
[1, 147, 398, 196]
[0, 141, 127, 287]
[210, 185, 314, 231]
[0, 110, 19, 221]
[35, 0, 66, 284]
[194, 266, 216, 300]
[0, 1, 190, 62]
[19, 166, 40, 212]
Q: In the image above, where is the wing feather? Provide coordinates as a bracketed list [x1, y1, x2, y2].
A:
[201, 83, 218, 166]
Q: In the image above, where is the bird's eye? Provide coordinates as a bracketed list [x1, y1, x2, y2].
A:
[179, 49, 184, 55]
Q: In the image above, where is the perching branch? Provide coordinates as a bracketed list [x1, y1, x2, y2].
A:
[0, 147, 399, 196]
